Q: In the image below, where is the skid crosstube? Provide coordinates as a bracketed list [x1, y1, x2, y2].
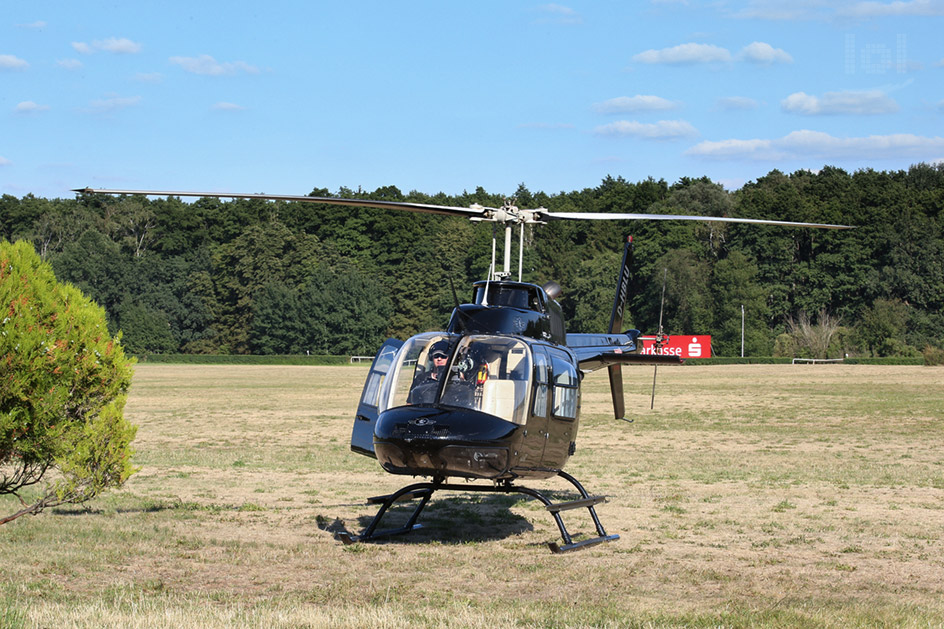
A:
[334, 470, 619, 553]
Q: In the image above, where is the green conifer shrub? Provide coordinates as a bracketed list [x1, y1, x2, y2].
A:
[1, 240, 136, 525]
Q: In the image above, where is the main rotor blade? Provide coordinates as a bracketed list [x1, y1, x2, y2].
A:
[75, 188, 855, 229]
[541, 211, 853, 230]
[72, 188, 491, 220]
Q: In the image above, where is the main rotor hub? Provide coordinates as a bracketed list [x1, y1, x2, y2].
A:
[472, 202, 546, 226]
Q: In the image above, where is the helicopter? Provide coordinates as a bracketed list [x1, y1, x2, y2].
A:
[75, 187, 852, 552]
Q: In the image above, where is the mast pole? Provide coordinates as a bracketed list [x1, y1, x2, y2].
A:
[503, 224, 512, 277]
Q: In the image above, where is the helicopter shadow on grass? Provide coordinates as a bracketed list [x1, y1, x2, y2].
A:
[320, 488, 588, 547]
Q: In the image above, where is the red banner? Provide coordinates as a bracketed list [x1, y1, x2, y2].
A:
[639, 335, 711, 358]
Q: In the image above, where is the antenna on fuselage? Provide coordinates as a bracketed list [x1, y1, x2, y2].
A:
[650, 268, 668, 410]
[518, 222, 525, 282]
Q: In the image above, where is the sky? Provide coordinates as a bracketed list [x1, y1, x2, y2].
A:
[2, 0, 943, 200]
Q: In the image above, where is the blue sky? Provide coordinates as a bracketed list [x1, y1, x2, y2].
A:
[2, 1, 943, 200]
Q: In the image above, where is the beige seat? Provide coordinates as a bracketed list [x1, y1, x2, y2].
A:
[480, 379, 514, 420]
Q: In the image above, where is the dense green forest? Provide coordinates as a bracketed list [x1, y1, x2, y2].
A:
[2, 164, 942, 358]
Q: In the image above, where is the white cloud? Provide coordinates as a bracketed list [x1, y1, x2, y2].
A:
[938, 99, 944, 111]
[687, 130, 944, 160]
[72, 38, 142, 55]
[717, 96, 760, 110]
[716, 177, 748, 190]
[133, 72, 163, 83]
[212, 102, 245, 111]
[86, 95, 142, 113]
[170, 54, 259, 76]
[593, 119, 698, 139]
[57, 58, 83, 70]
[593, 95, 679, 114]
[781, 90, 899, 115]
[0, 54, 29, 70]
[838, 0, 944, 17]
[689, 137, 779, 159]
[632, 41, 793, 66]
[18, 21, 47, 29]
[0, 156, 11, 166]
[632, 43, 732, 64]
[15, 101, 49, 114]
[535, 4, 583, 24]
[96, 37, 142, 54]
[739, 41, 793, 64]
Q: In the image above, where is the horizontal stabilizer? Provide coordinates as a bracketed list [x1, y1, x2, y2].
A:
[578, 351, 683, 373]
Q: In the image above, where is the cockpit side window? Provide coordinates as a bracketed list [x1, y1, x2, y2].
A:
[549, 349, 578, 420]
[361, 344, 398, 409]
[532, 348, 549, 418]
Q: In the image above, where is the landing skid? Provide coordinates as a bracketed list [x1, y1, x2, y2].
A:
[334, 470, 619, 553]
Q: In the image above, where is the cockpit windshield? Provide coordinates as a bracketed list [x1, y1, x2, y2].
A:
[442, 336, 532, 425]
[381, 333, 532, 425]
[383, 333, 459, 410]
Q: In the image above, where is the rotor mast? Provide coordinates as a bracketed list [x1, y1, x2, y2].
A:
[504, 224, 513, 278]
[472, 200, 543, 282]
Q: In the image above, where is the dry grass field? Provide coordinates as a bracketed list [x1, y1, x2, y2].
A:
[2, 362, 943, 628]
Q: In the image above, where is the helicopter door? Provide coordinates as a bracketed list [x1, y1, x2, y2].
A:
[518, 346, 550, 467]
[542, 348, 580, 469]
[351, 338, 403, 458]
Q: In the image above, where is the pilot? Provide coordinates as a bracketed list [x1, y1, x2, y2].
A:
[428, 342, 450, 378]
[407, 340, 451, 404]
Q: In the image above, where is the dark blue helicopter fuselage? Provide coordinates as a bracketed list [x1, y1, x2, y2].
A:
[373, 405, 523, 480]
[351, 278, 658, 482]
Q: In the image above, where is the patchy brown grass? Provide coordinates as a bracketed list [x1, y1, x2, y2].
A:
[2, 363, 943, 627]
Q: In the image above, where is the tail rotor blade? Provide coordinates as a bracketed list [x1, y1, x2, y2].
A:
[608, 364, 630, 422]
[607, 236, 634, 421]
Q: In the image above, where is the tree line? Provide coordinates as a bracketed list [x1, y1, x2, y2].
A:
[1, 164, 942, 358]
